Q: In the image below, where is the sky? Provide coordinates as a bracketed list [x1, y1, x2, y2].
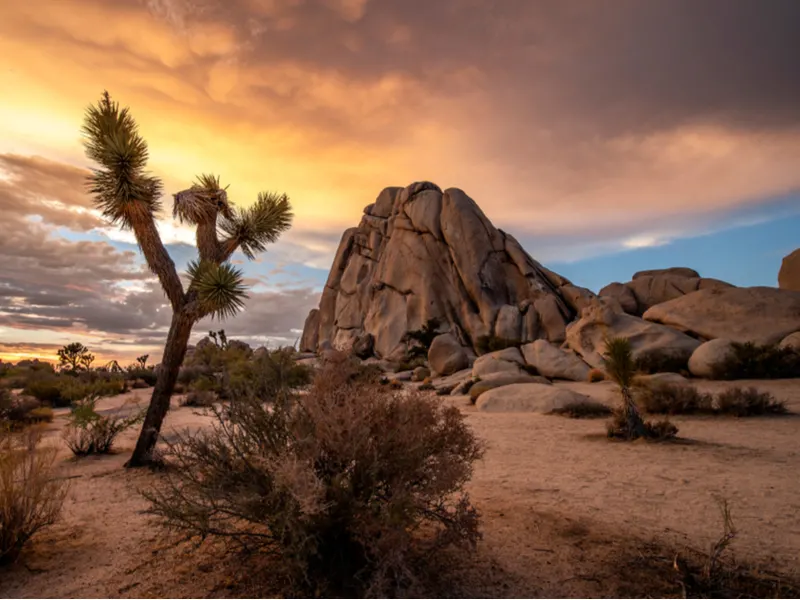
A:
[0, 0, 798, 364]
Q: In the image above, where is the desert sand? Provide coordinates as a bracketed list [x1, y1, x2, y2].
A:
[2, 379, 800, 598]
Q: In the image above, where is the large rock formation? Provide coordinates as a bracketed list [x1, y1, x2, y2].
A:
[565, 297, 701, 368]
[779, 249, 800, 292]
[599, 268, 733, 316]
[300, 182, 592, 358]
[643, 286, 800, 345]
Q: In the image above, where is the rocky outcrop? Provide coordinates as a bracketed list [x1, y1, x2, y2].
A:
[300, 182, 586, 359]
[472, 347, 526, 377]
[643, 287, 800, 345]
[475, 383, 594, 413]
[688, 339, 736, 379]
[299, 309, 320, 352]
[780, 331, 800, 350]
[428, 333, 469, 376]
[521, 340, 591, 381]
[779, 249, 800, 292]
[565, 298, 701, 368]
[599, 268, 734, 316]
[469, 373, 550, 401]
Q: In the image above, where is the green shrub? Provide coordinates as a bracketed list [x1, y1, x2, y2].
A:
[1, 428, 69, 564]
[127, 367, 158, 386]
[475, 335, 521, 355]
[177, 364, 213, 386]
[712, 342, 800, 380]
[146, 359, 484, 597]
[62, 396, 144, 456]
[222, 347, 311, 402]
[634, 349, 689, 374]
[394, 356, 427, 372]
[23, 375, 124, 408]
[181, 389, 216, 408]
[551, 400, 613, 419]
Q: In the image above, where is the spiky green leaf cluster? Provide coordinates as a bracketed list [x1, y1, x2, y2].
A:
[81, 91, 162, 229]
[219, 191, 293, 260]
[186, 260, 249, 320]
[173, 173, 232, 225]
[602, 336, 636, 389]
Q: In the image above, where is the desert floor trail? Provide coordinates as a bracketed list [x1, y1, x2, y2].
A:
[2, 380, 799, 598]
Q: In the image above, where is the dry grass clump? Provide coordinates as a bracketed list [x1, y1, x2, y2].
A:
[0, 428, 69, 565]
[63, 397, 144, 456]
[551, 400, 613, 419]
[587, 368, 606, 382]
[145, 357, 485, 597]
[636, 383, 788, 417]
[670, 500, 800, 598]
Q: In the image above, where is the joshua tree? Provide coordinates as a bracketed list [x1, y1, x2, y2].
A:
[82, 91, 293, 467]
[58, 343, 94, 374]
[603, 336, 647, 439]
[135, 354, 149, 369]
[208, 329, 228, 349]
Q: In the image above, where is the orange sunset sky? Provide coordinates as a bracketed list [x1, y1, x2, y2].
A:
[0, 0, 799, 365]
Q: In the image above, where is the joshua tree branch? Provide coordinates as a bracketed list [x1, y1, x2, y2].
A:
[131, 218, 185, 311]
[196, 220, 224, 263]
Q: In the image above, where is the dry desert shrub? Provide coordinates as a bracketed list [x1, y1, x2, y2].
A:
[145, 358, 485, 597]
[62, 396, 144, 456]
[0, 427, 69, 565]
[712, 341, 800, 380]
[636, 383, 787, 416]
[551, 400, 613, 419]
[587, 368, 606, 382]
[714, 386, 788, 416]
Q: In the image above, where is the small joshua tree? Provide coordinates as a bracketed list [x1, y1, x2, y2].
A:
[57, 342, 94, 374]
[603, 336, 647, 439]
[82, 91, 293, 467]
[135, 355, 149, 369]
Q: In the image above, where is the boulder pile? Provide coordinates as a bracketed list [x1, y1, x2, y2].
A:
[298, 182, 800, 408]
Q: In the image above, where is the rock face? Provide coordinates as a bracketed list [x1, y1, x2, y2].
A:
[472, 347, 525, 377]
[599, 268, 734, 316]
[565, 298, 701, 368]
[688, 339, 736, 379]
[780, 332, 800, 350]
[475, 383, 594, 413]
[428, 333, 469, 375]
[521, 339, 591, 381]
[469, 373, 550, 402]
[779, 249, 800, 292]
[643, 287, 800, 345]
[300, 182, 585, 358]
[299, 309, 320, 352]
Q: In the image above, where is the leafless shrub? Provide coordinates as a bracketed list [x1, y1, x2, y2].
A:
[0, 428, 69, 564]
[144, 359, 485, 597]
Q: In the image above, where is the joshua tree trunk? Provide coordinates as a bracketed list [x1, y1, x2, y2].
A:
[126, 310, 194, 467]
[621, 386, 647, 440]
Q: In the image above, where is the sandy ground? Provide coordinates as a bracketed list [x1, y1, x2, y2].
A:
[2, 379, 800, 598]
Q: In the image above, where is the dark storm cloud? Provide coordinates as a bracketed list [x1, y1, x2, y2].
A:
[209, 0, 800, 136]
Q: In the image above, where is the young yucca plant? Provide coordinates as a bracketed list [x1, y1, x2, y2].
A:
[81, 91, 293, 467]
[603, 336, 648, 440]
